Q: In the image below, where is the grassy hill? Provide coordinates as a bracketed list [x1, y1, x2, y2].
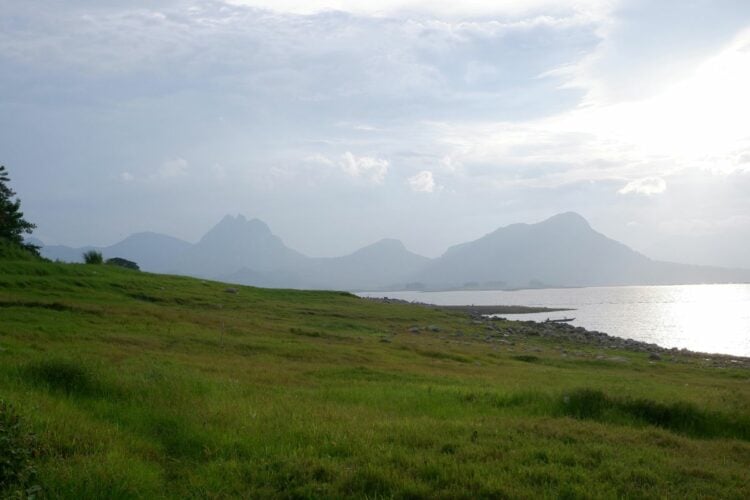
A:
[1, 252, 749, 498]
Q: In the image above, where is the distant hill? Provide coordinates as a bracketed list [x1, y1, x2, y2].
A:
[105, 232, 191, 272]
[35, 212, 750, 290]
[411, 212, 750, 289]
[642, 228, 750, 270]
[172, 215, 306, 278]
[224, 238, 431, 290]
[39, 232, 190, 272]
[40, 243, 94, 264]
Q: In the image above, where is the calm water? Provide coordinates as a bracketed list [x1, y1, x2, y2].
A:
[359, 284, 750, 357]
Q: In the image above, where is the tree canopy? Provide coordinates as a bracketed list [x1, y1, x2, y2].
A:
[0, 165, 38, 254]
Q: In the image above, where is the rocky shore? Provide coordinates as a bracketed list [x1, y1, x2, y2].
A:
[365, 297, 750, 369]
[476, 313, 750, 370]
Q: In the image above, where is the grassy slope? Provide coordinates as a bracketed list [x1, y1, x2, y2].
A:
[1, 256, 749, 499]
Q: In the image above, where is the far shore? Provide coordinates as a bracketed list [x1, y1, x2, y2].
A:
[430, 304, 573, 314]
[363, 296, 571, 315]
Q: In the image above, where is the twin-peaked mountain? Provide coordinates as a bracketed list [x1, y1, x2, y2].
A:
[38, 213, 750, 290]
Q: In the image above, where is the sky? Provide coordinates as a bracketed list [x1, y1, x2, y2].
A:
[2, 0, 750, 266]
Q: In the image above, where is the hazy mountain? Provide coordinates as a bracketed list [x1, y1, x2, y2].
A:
[34, 212, 750, 291]
[104, 232, 191, 272]
[172, 215, 306, 278]
[412, 212, 750, 289]
[642, 229, 750, 270]
[40, 244, 95, 263]
[38, 232, 190, 272]
[225, 238, 431, 290]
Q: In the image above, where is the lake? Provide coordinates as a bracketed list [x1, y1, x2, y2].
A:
[359, 284, 750, 357]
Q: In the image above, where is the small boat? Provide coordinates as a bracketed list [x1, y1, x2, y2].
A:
[544, 317, 575, 323]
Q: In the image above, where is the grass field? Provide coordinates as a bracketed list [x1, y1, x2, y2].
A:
[1, 251, 750, 498]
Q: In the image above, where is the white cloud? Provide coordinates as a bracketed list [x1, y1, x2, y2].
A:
[559, 29, 750, 162]
[422, 27, 750, 192]
[153, 158, 188, 180]
[407, 170, 437, 192]
[339, 152, 389, 184]
[227, 0, 611, 18]
[305, 154, 336, 167]
[618, 177, 666, 196]
[120, 171, 134, 182]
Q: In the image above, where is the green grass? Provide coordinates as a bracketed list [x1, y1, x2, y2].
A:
[1, 254, 749, 498]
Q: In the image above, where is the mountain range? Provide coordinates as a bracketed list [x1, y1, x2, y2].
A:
[36, 212, 750, 291]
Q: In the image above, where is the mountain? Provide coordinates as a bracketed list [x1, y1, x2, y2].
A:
[34, 212, 750, 291]
[642, 228, 750, 270]
[39, 243, 96, 263]
[172, 215, 306, 278]
[411, 212, 750, 289]
[104, 232, 191, 272]
[225, 238, 431, 290]
[38, 232, 190, 272]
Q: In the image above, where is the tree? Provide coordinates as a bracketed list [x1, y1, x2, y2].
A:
[83, 250, 103, 265]
[0, 165, 38, 253]
[106, 257, 139, 271]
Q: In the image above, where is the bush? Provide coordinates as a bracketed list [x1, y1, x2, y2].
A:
[105, 257, 140, 271]
[0, 400, 40, 498]
[82, 250, 103, 264]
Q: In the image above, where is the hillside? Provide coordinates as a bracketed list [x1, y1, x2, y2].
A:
[1, 250, 749, 498]
[413, 212, 750, 289]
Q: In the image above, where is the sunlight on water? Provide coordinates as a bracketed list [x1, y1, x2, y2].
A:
[359, 284, 750, 357]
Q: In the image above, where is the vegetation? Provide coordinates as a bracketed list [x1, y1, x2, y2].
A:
[0, 255, 749, 498]
[0, 400, 41, 498]
[106, 257, 140, 271]
[0, 165, 38, 255]
[82, 250, 103, 265]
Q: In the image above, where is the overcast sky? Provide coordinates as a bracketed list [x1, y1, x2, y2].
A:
[2, 0, 750, 264]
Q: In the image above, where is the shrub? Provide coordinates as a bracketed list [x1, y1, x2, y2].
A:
[105, 257, 140, 271]
[0, 400, 40, 498]
[82, 250, 103, 264]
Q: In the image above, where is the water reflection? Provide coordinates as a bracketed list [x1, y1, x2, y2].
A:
[359, 284, 750, 357]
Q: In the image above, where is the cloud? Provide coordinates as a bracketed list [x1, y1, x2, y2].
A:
[153, 158, 188, 180]
[407, 170, 437, 192]
[305, 154, 336, 167]
[227, 0, 611, 19]
[0, 1, 599, 124]
[618, 177, 666, 196]
[422, 27, 750, 193]
[120, 171, 134, 182]
[339, 152, 389, 184]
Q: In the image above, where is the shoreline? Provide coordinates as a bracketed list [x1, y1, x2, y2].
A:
[363, 296, 571, 315]
[363, 296, 750, 367]
[474, 312, 750, 369]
